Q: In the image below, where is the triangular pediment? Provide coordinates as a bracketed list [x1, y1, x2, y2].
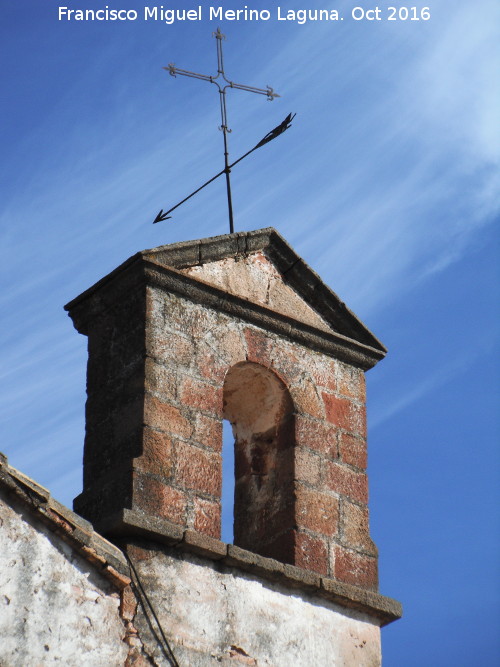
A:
[142, 228, 386, 356]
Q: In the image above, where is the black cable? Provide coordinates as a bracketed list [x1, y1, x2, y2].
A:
[124, 550, 180, 667]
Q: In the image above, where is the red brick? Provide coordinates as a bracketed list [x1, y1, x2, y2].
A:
[294, 532, 328, 576]
[193, 413, 223, 452]
[295, 484, 339, 537]
[337, 365, 366, 402]
[325, 461, 368, 504]
[144, 358, 178, 402]
[133, 474, 188, 525]
[180, 375, 222, 415]
[295, 415, 338, 458]
[244, 328, 273, 366]
[293, 378, 325, 419]
[120, 585, 137, 622]
[322, 393, 366, 437]
[145, 329, 193, 366]
[268, 344, 303, 385]
[342, 500, 378, 556]
[333, 545, 378, 590]
[195, 344, 228, 383]
[308, 357, 337, 393]
[339, 432, 367, 469]
[295, 447, 322, 487]
[133, 427, 173, 477]
[193, 497, 221, 538]
[175, 442, 222, 497]
[144, 394, 193, 438]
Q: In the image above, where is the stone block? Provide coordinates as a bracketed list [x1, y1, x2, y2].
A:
[339, 432, 367, 470]
[341, 500, 378, 556]
[179, 375, 222, 416]
[182, 530, 227, 560]
[143, 394, 193, 439]
[295, 415, 338, 458]
[132, 474, 188, 526]
[132, 427, 173, 478]
[294, 447, 322, 487]
[325, 461, 369, 504]
[294, 532, 328, 576]
[174, 442, 222, 497]
[337, 364, 366, 402]
[333, 545, 379, 591]
[295, 485, 339, 537]
[193, 497, 221, 538]
[322, 393, 366, 437]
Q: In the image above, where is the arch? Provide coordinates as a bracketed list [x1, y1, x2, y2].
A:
[223, 361, 295, 559]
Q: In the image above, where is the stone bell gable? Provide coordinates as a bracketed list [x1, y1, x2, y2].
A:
[65, 228, 387, 591]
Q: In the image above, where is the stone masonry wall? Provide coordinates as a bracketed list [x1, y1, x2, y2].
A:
[140, 282, 378, 589]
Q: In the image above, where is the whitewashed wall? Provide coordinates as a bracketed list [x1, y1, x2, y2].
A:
[0, 492, 128, 667]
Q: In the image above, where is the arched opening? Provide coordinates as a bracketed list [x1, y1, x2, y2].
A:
[221, 419, 235, 544]
[223, 361, 295, 559]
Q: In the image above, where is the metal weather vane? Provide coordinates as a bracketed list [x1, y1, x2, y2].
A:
[153, 28, 295, 233]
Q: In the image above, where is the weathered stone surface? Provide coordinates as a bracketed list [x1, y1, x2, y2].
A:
[181, 252, 333, 334]
[0, 491, 128, 667]
[131, 546, 383, 666]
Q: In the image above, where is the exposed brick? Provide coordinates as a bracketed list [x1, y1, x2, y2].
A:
[144, 357, 178, 402]
[193, 497, 221, 538]
[295, 415, 338, 458]
[195, 343, 228, 383]
[322, 393, 366, 437]
[295, 447, 322, 487]
[342, 500, 378, 556]
[294, 531, 328, 576]
[268, 343, 303, 385]
[145, 328, 194, 367]
[333, 545, 378, 590]
[307, 356, 337, 393]
[179, 375, 222, 415]
[210, 326, 247, 368]
[132, 427, 173, 477]
[295, 484, 339, 537]
[244, 328, 273, 366]
[292, 377, 325, 419]
[133, 474, 188, 526]
[337, 364, 366, 402]
[143, 394, 193, 439]
[193, 413, 223, 452]
[339, 432, 367, 469]
[175, 442, 222, 497]
[325, 461, 368, 504]
[120, 585, 137, 622]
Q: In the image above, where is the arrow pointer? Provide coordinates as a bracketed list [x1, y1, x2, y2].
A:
[153, 113, 296, 224]
[153, 209, 172, 224]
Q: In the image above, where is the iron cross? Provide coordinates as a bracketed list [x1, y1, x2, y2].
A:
[166, 28, 279, 233]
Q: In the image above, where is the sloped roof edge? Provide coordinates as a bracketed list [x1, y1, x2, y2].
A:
[143, 228, 386, 352]
[65, 228, 386, 355]
[0, 453, 130, 589]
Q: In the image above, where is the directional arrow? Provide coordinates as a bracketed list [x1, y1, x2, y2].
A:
[153, 209, 172, 224]
[153, 113, 296, 224]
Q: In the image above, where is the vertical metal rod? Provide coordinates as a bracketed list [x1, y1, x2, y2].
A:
[216, 34, 234, 233]
[222, 119, 234, 234]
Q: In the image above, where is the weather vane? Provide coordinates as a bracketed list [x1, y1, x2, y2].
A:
[153, 28, 295, 233]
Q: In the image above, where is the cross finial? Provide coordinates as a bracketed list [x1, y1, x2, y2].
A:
[165, 30, 280, 233]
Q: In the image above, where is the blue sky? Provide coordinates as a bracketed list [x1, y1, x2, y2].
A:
[1, 1, 499, 664]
